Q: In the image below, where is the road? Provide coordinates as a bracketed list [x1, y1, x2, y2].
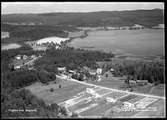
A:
[56, 75, 165, 100]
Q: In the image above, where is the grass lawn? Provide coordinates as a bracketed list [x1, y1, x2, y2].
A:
[25, 79, 90, 105]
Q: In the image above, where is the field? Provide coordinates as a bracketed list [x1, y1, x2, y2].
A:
[25, 76, 165, 118]
[25, 78, 91, 105]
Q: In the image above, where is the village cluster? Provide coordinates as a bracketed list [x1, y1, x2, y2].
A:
[58, 84, 160, 117]
[10, 54, 42, 70]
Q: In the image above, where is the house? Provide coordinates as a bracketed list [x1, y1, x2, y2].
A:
[57, 67, 66, 73]
[68, 70, 77, 74]
[89, 70, 97, 75]
[129, 80, 137, 85]
[136, 80, 148, 85]
[15, 55, 22, 60]
[23, 55, 28, 60]
[31, 55, 36, 59]
[96, 68, 102, 74]
[110, 68, 114, 72]
[14, 65, 21, 69]
[131, 24, 144, 29]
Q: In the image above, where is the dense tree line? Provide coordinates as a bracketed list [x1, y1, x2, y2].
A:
[104, 59, 164, 84]
[1, 47, 62, 118]
[2, 9, 163, 27]
[35, 47, 114, 72]
[1, 88, 67, 118]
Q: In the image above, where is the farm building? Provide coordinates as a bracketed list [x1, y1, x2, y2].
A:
[131, 24, 144, 29]
[152, 24, 165, 29]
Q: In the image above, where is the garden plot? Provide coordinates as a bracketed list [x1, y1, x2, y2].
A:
[79, 101, 117, 116]
[59, 93, 91, 107]
[128, 96, 144, 103]
[134, 97, 159, 109]
[106, 91, 128, 100]
[68, 97, 94, 112]
[95, 88, 113, 95]
[74, 103, 98, 114]
[119, 94, 138, 102]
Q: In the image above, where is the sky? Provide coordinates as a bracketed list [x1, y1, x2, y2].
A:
[1, 2, 164, 14]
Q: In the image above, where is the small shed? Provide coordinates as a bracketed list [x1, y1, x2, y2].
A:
[106, 97, 117, 103]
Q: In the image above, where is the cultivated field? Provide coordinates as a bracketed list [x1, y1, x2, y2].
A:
[25, 78, 91, 105]
[25, 76, 165, 118]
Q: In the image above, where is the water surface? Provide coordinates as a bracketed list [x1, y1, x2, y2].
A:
[68, 29, 164, 57]
[1, 43, 21, 50]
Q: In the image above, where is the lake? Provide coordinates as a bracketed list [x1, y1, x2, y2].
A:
[1, 43, 21, 50]
[68, 29, 164, 57]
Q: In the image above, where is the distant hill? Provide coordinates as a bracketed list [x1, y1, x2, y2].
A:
[1, 9, 164, 27]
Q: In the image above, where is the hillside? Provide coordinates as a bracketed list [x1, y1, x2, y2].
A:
[2, 9, 164, 27]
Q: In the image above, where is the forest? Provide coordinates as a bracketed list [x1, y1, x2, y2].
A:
[35, 46, 114, 73]
[102, 59, 164, 84]
[2, 9, 163, 27]
[1, 46, 66, 118]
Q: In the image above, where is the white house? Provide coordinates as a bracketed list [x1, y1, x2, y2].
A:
[110, 68, 114, 72]
[15, 55, 22, 60]
[58, 67, 66, 72]
[96, 68, 102, 74]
